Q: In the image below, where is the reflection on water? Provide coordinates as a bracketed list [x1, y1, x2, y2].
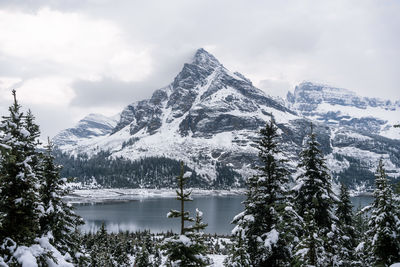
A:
[74, 195, 374, 234]
[74, 196, 246, 235]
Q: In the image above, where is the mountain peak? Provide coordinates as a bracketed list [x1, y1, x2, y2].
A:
[191, 48, 222, 69]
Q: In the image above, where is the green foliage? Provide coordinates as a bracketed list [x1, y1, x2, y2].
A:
[224, 230, 251, 267]
[39, 139, 85, 262]
[335, 183, 357, 266]
[293, 209, 327, 267]
[135, 244, 151, 267]
[0, 91, 85, 265]
[0, 91, 42, 246]
[292, 123, 340, 266]
[214, 162, 243, 188]
[55, 151, 213, 188]
[360, 159, 400, 266]
[163, 162, 211, 266]
[231, 119, 298, 266]
[294, 123, 336, 229]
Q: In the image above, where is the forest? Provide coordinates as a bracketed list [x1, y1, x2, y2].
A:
[1, 91, 400, 266]
[54, 151, 243, 189]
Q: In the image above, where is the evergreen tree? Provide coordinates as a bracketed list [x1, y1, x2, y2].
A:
[293, 209, 327, 267]
[39, 138, 85, 262]
[354, 205, 368, 266]
[292, 123, 338, 265]
[336, 183, 357, 266]
[360, 159, 400, 266]
[186, 208, 211, 265]
[223, 230, 251, 267]
[113, 234, 130, 266]
[90, 222, 115, 266]
[293, 123, 336, 228]
[231, 119, 296, 266]
[24, 110, 42, 175]
[0, 90, 43, 249]
[135, 244, 150, 267]
[152, 246, 162, 267]
[162, 162, 211, 266]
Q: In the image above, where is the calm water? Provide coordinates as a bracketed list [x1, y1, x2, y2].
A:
[74, 195, 373, 234]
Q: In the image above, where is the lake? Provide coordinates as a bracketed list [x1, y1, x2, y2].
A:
[74, 195, 373, 235]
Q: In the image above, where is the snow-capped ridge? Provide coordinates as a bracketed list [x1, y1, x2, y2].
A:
[53, 50, 400, 189]
[287, 81, 400, 139]
[53, 113, 118, 147]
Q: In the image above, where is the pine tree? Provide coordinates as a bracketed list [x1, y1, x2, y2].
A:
[292, 123, 338, 265]
[354, 205, 368, 266]
[90, 222, 115, 266]
[24, 110, 42, 176]
[113, 234, 130, 266]
[39, 138, 84, 262]
[162, 162, 211, 266]
[0, 90, 42, 248]
[336, 183, 357, 266]
[293, 209, 327, 266]
[360, 159, 400, 266]
[135, 244, 150, 267]
[223, 229, 251, 267]
[186, 208, 212, 265]
[152, 246, 162, 267]
[231, 119, 296, 266]
[293, 123, 336, 229]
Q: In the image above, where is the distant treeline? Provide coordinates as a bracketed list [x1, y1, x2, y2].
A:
[54, 150, 244, 189]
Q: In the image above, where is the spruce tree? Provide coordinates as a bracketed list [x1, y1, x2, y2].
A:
[90, 222, 115, 266]
[39, 138, 84, 262]
[187, 208, 211, 265]
[162, 162, 211, 266]
[293, 123, 336, 228]
[113, 234, 130, 266]
[223, 229, 251, 267]
[293, 209, 327, 266]
[0, 90, 42, 247]
[152, 246, 162, 267]
[292, 123, 338, 265]
[354, 205, 368, 266]
[231, 119, 296, 266]
[135, 244, 150, 267]
[336, 183, 357, 266]
[360, 159, 400, 266]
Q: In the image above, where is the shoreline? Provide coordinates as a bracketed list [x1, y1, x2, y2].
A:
[66, 188, 246, 204]
[66, 187, 374, 204]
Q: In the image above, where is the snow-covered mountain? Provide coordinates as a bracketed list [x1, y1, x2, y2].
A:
[53, 113, 119, 147]
[53, 49, 400, 188]
[287, 82, 400, 140]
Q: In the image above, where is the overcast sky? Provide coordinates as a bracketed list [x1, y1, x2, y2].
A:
[0, 0, 399, 137]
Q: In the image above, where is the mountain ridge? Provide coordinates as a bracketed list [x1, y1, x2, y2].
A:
[53, 48, 400, 189]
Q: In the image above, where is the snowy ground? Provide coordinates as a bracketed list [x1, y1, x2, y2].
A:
[66, 188, 245, 204]
[209, 254, 227, 266]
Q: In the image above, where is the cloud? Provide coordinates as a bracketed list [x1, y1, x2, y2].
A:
[0, 8, 151, 82]
[0, 0, 399, 138]
[258, 79, 293, 99]
[71, 77, 153, 108]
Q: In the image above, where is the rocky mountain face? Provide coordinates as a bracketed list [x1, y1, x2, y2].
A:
[53, 49, 400, 189]
[287, 82, 399, 139]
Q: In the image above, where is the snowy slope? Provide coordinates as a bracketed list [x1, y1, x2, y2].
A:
[53, 49, 400, 188]
[287, 82, 400, 139]
[53, 113, 119, 147]
[55, 49, 298, 180]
